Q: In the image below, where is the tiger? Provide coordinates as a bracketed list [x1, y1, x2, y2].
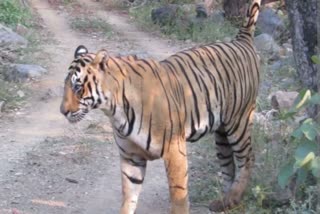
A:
[60, 0, 261, 213]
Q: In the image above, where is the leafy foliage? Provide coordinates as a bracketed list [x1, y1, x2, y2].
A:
[278, 90, 320, 189]
[130, 3, 237, 42]
[0, 0, 31, 27]
[311, 55, 320, 64]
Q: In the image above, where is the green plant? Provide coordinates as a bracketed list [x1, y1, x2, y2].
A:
[130, 3, 237, 43]
[0, 0, 31, 27]
[252, 185, 271, 207]
[311, 55, 320, 64]
[278, 90, 320, 190]
[0, 76, 27, 110]
[70, 17, 113, 36]
[63, 0, 75, 5]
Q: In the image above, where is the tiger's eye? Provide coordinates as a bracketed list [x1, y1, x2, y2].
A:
[73, 84, 82, 92]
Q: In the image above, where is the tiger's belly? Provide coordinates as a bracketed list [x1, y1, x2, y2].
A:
[185, 111, 221, 142]
[114, 125, 163, 160]
[114, 131, 161, 161]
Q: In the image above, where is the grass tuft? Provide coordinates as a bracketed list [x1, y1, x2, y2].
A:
[129, 3, 237, 43]
[70, 17, 113, 37]
[0, 0, 31, 27]
[0, 75, 27, 111]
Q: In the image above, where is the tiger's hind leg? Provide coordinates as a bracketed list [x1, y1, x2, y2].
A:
[210, 109, 255, 212]
[214, 129, 235, 194]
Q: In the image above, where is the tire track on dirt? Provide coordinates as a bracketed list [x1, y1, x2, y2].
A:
[73, 1, 175, 213]
[0, 1, 95, 212]
[0, 0, 82, 188]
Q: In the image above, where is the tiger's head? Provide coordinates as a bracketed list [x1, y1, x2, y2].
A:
[60, 45, 110, 123]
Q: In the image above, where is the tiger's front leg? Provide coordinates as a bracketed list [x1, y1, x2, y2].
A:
[119, 154, 147, 214]
[163, 138, 189, 214]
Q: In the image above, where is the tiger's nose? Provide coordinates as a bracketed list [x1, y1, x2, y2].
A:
[60, 104, 69, 116]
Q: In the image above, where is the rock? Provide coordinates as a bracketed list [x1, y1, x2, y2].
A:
[15, 24, 28, 36]
[283, 43, 292, 49]
[4, 64, 47, 82]
[268, 56, 295, 72]
[223, 37, 232, 43]
[256, 8, 285, 40]
[269, 60, 284, 71]
[282, 43, 293, 56]
[196, 3, 208, 18]
[0, 101, 5, 112]
[254, 33, 281, 55]
[269, 91, 299, 111]
[151, 4, 180, 26]
[0, 23, 28, 50]
[0, 48, 16, 64]
[65, 177, 79, 184]
[17, 90, 25, 98]
[209, 10, 225, 25]
[180, 4, 196, 13]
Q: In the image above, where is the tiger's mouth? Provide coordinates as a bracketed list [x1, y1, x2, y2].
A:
[66, 109, 89, 123]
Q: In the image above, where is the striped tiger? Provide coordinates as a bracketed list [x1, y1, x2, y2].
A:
[60, 0, 261, 213]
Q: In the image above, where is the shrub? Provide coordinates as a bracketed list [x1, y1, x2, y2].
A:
[130, 3, 237, 43]
[0, 0, 31, 27]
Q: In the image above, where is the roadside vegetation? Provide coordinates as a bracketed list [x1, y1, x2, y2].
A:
[129, 2, 237, 42]
[0, 0, 32, 27]
[0, 0, 37, 112]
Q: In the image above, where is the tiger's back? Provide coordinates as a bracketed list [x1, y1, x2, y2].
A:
[160, 38, 260, 142]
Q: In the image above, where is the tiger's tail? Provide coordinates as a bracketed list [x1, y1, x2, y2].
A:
[237, 0, 262, 38]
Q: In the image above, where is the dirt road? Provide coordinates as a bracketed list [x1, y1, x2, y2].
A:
[0, 0, 211, 214]
[0, 0, 214, 214]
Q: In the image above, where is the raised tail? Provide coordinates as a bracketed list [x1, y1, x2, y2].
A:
[237, 0, 261, 38]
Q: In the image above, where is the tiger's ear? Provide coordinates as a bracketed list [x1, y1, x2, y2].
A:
[74, 45, 88, 58]
[92, 49, 109, 67]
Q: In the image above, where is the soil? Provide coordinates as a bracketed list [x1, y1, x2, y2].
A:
[0, 1, 210, 214]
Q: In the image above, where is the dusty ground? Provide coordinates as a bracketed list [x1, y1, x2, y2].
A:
[0, 0, 212, 214]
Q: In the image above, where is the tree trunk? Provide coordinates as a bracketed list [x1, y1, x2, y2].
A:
[223, 0, 247, 18]
[285, 0, 319, 119]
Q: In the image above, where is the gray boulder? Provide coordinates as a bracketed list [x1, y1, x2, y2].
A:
[4, 64, 47, 82]
[151, 4, 180, 26]
[196, 3, 208, 18]
[256, 8, 285, 40]
[269, 60, 284, 71]
[254, 33, 281, 55]
[270, 91, 299, 111]
[209, 10, 225, 25]
[0, 24, 28, 50]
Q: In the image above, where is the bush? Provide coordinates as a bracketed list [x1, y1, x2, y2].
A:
[130, 3, 237, 43]
[0, 0, 31, 27]
[277, 92, 320, 179]
[70, 17, 113, 36]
